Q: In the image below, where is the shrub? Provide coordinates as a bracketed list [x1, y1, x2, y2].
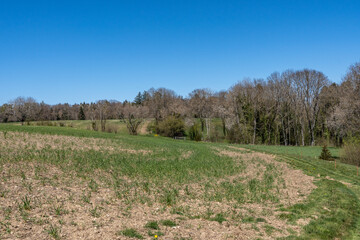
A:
[226, 125, 242, 144]
[157, 115, 185, 138]
[36, 121, 55, 126]
[341, 142, 360, 167]
[188, 124, 202, 141]
[124, 115, 142, 135]
[106, 123, 118, 133]
[146, 121, 157, 134]
[319, 145, 332, 161]
[209, 125, 223, 142]
[91, 121, 98, 131]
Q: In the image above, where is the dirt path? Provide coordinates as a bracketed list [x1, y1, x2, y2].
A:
[139, 119, 151, 135]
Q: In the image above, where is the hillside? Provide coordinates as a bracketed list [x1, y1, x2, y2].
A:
[0, 124, 359, 239]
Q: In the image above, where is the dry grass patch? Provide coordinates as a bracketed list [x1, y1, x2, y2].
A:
[0, 131, 152, 155]
[0, 159, 314, 240]
[214, 146, 316, 206]
[180, 150, 193, 160]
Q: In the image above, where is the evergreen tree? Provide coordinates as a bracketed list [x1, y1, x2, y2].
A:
[78, 106, 86, 120]
[134, 92, 142, 105]
[319, 144, 332, 160]
[142, 91, 149, 102]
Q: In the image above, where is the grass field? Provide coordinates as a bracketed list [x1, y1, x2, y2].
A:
[0, 123, 359, 239]
[25, 120, 131, 134]
[25, 118, 226, 139]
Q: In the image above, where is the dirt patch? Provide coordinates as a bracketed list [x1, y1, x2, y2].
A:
[0, 160, 313, 240]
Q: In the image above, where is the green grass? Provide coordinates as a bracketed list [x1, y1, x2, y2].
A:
[242, 144, 340, 159]
[161, 219, 177, 227]
[145, 221, 160, 230]
[242, 144, 360, 239]
[47, 224, 61, 240]
[26, 119, 130, 134]
[278, 179, 359, 239]
[0, 124, 243, 187]
[210, 213, 227, 224]
[21, 196, 31, 210]
[119, 228, 143, 239]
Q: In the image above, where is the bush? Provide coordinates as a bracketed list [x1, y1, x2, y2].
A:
[341, 142, 360, 167]
[106, 123, 118, 133]
[209, 125, 223, 142]
[188, 124, 202, 141]
[157, 116, 185, 138]
[146, 121, 157, 134]
[319, 145, 332, 161]
[36, 121, 55, 126]
[91, 121, 98, 131]
[226, 125, 242, 144]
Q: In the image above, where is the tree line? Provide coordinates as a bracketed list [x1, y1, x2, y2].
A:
[1, 62, 359, 146]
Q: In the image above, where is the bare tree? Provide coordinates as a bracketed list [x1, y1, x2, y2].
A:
[96, 100, 110, 132]
[329, 62, 360, 140]
[189, 89, 213, 139]
[10, 97, 38, 124]
[213, 91, 231, 136]
[144, 88, 177, 122]
[293, 69, 329, 146]
[0, 104, 13, 123]
[121, 104, 145, 135]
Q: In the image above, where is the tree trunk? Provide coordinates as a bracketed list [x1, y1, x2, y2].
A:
[301, 122, 305, 146]
[287, 116, 291, 145]
[200, 118, 205, 132]
[253, 117, 256, 144]
[233, 98, 241, 126]
[205, 118, 211, 140]
[309, 121, 315, 146]
[221, 118, 226, 136]
[282, 118, 287, 146]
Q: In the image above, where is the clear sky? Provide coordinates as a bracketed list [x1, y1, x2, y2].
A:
[1, 0, 359, 104]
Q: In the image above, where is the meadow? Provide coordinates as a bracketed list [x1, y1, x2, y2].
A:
[0, 123, 359, 239]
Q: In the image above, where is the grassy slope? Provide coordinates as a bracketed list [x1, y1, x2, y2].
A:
[26, 119, 130, 134]
[0, 123, 239, 188]
[1, 124, 360, 239]
[242, 144, 360, 239]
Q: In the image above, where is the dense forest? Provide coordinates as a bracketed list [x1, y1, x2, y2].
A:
[1, 62, 359, 146]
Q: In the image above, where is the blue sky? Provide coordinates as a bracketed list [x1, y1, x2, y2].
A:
[1, 0, 359, 104]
